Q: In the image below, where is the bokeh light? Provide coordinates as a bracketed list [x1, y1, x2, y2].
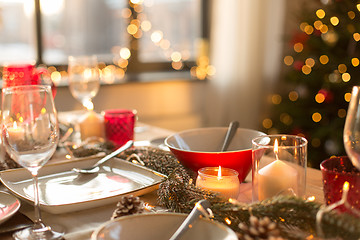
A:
[338, 64, 347, 73]
[316, 9, 326, 19]
[280, 113, 293, 125]
[342, 72, 351, 82]
[352, 58, 360, 67]
[312, 112, 322, 122]
[319, 55, 329, 64]
[314, 20, 323, 30]
[262, 118, 273, 129]
[330, 16, 339, 26]
[289, 91, 299, 101]
[151, 31, 163, 43]
[338, 109, 347, 118]
[302, 65, 312, 75]
[284, 56, 294, 66]
[120, 48, 131, 59]
[315, 93, 325, 103]
[171, 51, 182, 62]
[271, 94, 282, 104]
[348, 11, 355, 19]
[344, 92, 352, 102]
[305, 58, 315, 67]
[353, 33, 360, 41]
[294, 43, 304, 52]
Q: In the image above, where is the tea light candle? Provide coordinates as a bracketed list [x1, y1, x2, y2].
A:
[196, 166, 240, 199]
[258, 139, 298, 200]
[7, 122, 25, 142]
[79, 110, 104, 141]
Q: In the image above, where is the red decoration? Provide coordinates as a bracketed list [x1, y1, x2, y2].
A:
[318, 89, 334, 103]
[290, 32, 309, 45]
[293, 61, 304, 71]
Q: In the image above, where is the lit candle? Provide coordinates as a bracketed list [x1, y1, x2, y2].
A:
[258, 139, 298, 200]
[196, 166, 240, 199]
[7, 121, 25, 142]
[79, 110, 105, 141]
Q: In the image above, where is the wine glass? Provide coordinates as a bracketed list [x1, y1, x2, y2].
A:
[2, 85, 63, 239]
[68, 55, 100, 109]
[344, 85, 360, 170]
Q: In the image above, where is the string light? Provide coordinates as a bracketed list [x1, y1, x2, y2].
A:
[262, 118, 273, 129]
[293, 43, 304, 52]
[353, 33, 360, 41]
[344, 92, 351, 102]
[330, 16, 339, 26]
[352, 58, 359, 67]
[316, 9, 326, 19]
[284, 55, 294, 66]
[288, 91, 299, 101]
[319, 55, 329, 64]
[312, 112, 322, 122]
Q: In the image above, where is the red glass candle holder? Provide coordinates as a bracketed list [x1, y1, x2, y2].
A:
[320, 156, 360, 214]
[104, 109, 136, 148]
[2, 63, 56, 97]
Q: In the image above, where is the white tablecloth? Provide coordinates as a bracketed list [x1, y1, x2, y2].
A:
[2, 121, 325, 240]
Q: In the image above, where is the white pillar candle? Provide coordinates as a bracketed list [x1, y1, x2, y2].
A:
[79, 110, 104, 141]
[7, 122, 25, 142]
[258, 159, 298, 200]
[196, 166, 240, 199]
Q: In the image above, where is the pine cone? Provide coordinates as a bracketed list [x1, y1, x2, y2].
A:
[238, 216, 285, 240]
[111, 195, 144, 219]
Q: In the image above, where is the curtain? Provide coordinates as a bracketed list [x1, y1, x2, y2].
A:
[205, 0, 286, 129]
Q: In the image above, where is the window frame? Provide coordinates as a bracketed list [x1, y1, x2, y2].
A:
[34, 0, 210, 77]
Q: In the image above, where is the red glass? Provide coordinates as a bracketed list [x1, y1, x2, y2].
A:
[2, 63, 56, 97]
[320, 156, 360, 214]
[104, 109, 136, 147]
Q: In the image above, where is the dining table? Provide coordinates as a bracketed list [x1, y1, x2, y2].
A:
[0, 119, 325, 240]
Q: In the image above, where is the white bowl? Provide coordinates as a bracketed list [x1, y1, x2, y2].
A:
[91, 213, 238, 240]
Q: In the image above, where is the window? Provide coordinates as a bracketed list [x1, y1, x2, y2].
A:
[0, 0, 208, 84]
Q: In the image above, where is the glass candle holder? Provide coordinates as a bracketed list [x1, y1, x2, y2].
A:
[103, 109, 136, 148]
[252, 135, 307, 201]
[196, 167, 240, 199]
[320, 156, 360, 214]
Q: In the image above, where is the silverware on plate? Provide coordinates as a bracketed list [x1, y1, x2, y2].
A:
[72, 140, 133, 174]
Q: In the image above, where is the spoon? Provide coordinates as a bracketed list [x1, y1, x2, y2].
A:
[220, 121, 239, 152]
[72, 140, 133, 174]
[169, 199, 211, 240]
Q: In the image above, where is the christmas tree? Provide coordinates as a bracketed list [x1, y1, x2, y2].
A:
[263, 1, 360, 168]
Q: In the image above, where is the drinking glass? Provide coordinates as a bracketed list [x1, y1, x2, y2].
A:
[2, 85, 63, 239]
[344, 86, 360, 170]
[68, 55, 100, 109]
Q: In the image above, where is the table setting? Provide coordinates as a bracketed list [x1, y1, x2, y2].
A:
[0, 61, 360, 240]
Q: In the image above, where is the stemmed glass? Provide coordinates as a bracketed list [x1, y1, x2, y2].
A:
[344, 85, 360, 170]
[2, 85, 63, 239]
[68, 55, 100, 109]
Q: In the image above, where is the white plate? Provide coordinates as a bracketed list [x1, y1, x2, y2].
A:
[0, 191, 21, 225]
[0, 158, 166, 214]
[91, 213, 238, 240]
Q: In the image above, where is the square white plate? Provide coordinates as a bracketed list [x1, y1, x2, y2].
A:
[0, 158, 166, 214]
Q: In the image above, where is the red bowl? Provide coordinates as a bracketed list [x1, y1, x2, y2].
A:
[164, 127, 265, 182]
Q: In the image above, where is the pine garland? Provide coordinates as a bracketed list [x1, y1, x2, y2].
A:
[119, 146, 360, 239]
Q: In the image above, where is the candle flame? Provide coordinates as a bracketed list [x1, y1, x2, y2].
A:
[274, 139, 279, 160]
[83, 100, 94, 111]
[307, 196, 316, 202]
[224, 218, 231, 225]
[217, 166, 222, 180]
[13, 121, 18, 129]
[343, 181, 349, 192]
